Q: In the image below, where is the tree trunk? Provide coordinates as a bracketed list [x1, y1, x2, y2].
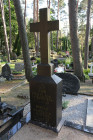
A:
[69, 0, 83, 80]
[24, 0, 26, 26]
[8, 0, 12, 54]
[36, 0, 39, 56]
[56, 0, 59, 50]
[91, 37, 93, 59]
[51, 31, 53, 50]
[84, 0, 91, 69]
[13, 0, 33, 81]
[0, 0, 10, 62]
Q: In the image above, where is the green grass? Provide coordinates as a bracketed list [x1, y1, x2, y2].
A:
[62, 101, 69, 110]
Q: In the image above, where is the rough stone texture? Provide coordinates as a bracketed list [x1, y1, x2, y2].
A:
[56, 73, 80, 94]
[2, 64, 12, 80]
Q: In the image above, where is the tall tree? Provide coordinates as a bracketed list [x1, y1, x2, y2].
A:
[91, 37, 93, 58]
[0, 0, 10, 62]
[8, 0, 12, 54]
[13, 0, 33, 81]
[56, 0, 59, 50]
[33, 0, 39, 56]
[84, 0, 92, 69]
[69, 0, 83, 80]
[24, 0, 26, 26]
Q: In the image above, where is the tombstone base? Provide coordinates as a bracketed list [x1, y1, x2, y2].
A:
[30, 74, 62, 132]
[30, 117, 63, 133]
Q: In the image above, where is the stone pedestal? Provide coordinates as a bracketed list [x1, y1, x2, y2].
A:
[30, 74, 63, 132]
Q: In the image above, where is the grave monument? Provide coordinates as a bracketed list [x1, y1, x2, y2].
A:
[2, 64, 13, 80]
[30, 8, 63, 132]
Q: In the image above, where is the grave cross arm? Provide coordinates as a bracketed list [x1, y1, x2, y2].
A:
[47, 20, 60, 32]
[30, 22, 40, 32]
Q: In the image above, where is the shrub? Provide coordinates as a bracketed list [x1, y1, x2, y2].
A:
[32, 67, 37, 76]
[83, 69, 90, 80]
[62, 101, 69, 110]
[65, 57, 73, 65]
[36, 57, 41, 64]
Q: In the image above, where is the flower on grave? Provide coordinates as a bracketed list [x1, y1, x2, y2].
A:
[54, 69, 57, 73]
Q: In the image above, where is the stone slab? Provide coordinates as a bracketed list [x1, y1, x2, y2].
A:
[64, 121, 93, 135]
[86, 99, 93, 127]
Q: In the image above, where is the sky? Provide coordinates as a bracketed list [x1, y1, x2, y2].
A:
[21, 0, 69, 34]
[20, 0, 84, 35]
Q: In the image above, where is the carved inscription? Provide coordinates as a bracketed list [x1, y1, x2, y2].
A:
[31, 84, 54, 123]
[32, 84, 53, 104]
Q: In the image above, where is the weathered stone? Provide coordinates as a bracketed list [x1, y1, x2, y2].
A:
[56, 73, 80, 94]
[15, 63, 24, 71]
[2, 64, 12, 80]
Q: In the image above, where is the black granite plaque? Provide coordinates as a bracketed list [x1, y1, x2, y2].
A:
[30, 74, 62, 132]
[56, 73, 80, 94]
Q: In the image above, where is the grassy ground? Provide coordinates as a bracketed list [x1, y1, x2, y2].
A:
[0, 80, 29, 107]
[0, 79, 93, 107]
[79, 79, 93, 95]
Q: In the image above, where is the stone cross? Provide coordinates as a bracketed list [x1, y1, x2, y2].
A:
[30, 8, 60, 64]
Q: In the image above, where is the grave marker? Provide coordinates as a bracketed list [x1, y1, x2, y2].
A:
[15, 63, 24, 72]
[2, 64, 12, 80]
[30, 8, 62, 132]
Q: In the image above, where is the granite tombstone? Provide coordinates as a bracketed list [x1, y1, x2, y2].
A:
[56, 73, 80, 94]
[30, 8, 62, 132]
[2, 64, 13, 80]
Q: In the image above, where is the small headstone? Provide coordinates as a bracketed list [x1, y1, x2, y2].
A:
[15, 63, 24, 71]
[2, 64, 12, 80]
[51, 59, 58, 68]
[31, 57, 36, 66]
[56, 73, 80, 94]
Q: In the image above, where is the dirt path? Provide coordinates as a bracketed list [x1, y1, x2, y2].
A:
[79, 79, 93, 95]
[10, 124, 93, 140]
[0, 79, 93, 107]
[0, 80, 29, 106]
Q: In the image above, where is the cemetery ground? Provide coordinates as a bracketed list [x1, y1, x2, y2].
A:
[0, 79, 93, 140]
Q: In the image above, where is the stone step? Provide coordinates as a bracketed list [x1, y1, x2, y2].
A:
[86, 99, 93, 127]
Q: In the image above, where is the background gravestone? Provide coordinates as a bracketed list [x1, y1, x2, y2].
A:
[2, 64, 13, 80]
[51, 59, 58, 68]
[56, 73, 80, 94]
[15, 63, 24, 71]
